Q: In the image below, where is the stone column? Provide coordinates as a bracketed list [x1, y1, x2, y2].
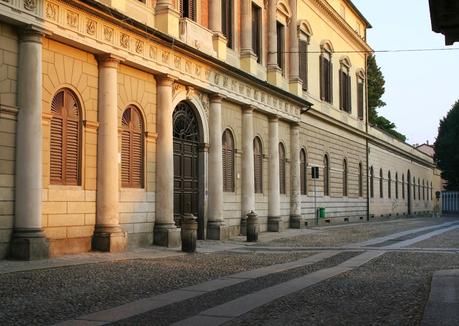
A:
[93, 54, 127, 252]
[241, 106, 255, 234]
[240, 0, 257, 73]
[267, 0, 282, 84]
[290, 122, 303, 228]
[209, 0, 227, 60]
[11, 27, 49, 260]
[154, 75, 181, 247]
[207, 94, 229, 240]
[155, 0, 180, 38]
[288, 0, 302, 95]
[268, 116, 282, 232]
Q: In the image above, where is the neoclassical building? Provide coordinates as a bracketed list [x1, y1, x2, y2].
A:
[0, 0, 439, 259]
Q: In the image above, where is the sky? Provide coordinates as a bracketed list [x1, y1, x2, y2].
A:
[351, 0, 459, 146]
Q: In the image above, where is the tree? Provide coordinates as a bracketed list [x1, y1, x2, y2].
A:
[434, 100, 459, 190]
[367, 55, 406, 142]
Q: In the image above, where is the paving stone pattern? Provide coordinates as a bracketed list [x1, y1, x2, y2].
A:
[227, 252, 459, 326]
[409, 228, 459, 249]
[0, 252, 314, 326]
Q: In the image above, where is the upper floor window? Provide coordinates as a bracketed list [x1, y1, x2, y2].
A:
[357, 72, 365, 120]
[324, 154, 330, 196]
[276, 22, 285, 74]
[222, 0, 233, 48]
[339, 58, 352, 113]
[298, 21, 312, 91]
[343, 159, 348, 197]
[252, 4, 262, 63]
[222, 129, 235, 192]
[121, 106, 144, 188]
[379, 168, 383, 198]
[359, 162, 363, 197]
[254, 136, 263, 193]
[320, 44, 333, 103]
[50, 89, 82, 186]
[300, 149, 307, 195]
[180, 0, 196, 20]
[370, 166, 374, 198]
[279, 143, 286, 194]
[388, 171, 391, 199]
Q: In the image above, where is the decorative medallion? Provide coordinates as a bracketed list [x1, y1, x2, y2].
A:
[24, 0, 36, 11]
[45, 3, 57, 20]
[120, 33, 129, 49]
[104, 26, 113, 42]
[86, 19, 96, 36]
[67, 11, 78, 28]
[135, 39, 144, 54]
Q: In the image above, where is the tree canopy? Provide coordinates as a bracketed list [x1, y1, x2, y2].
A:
[434, 100, 459, 190]
[367, 55, 407, 142]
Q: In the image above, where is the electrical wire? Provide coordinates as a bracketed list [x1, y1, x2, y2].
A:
[269, 47, 459, 54]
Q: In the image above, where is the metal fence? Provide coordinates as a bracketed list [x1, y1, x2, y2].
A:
[442, 191, 459, 214]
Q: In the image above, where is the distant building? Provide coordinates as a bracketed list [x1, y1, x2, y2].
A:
[0, 0, 440, 260]
[416, 142, 435, 157]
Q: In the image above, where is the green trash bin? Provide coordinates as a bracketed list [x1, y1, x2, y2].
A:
[319, 207, 326, 218]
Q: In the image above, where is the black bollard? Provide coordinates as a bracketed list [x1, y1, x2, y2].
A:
[246, 210, 259, 242]
[181, 213, 197, 252]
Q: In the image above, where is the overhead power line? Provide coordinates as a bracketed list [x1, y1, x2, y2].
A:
[270, 47, 459, 54]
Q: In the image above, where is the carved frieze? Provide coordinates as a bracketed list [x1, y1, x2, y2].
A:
[86, 19, 97, 36]
[104, 26, 113, 42]
[149, 46, 157, 60]
[135, 39, 144, 54]
[120, 33, 129, 49]
[24, 0, 36, 11]
[45, 2, 57, 20]
[66, 10, 78, 29]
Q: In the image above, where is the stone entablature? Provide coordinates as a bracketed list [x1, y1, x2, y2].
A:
[38, 0, 306, 123]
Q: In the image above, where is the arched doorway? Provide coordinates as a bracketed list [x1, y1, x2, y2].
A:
[173, 101, 204, 238]
[407, 169, 412, 215]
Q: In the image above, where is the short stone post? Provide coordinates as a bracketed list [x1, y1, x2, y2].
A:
[181, 214, 198, 252]
[246, 211, 259, 242]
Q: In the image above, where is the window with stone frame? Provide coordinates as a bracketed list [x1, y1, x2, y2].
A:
[254, 136, 263, 193]
[395, 172, 399, 199]
[422, 180, 425, 200]
[413, 177, 416, 200]
[121, 106, 145, 188]
[342, 159, 348, 197]
[388, 171, 392, 199]
[402, 174, 405, 199]
[50, 88, 82, 186]
[180, 0, 196, 20]
[359, 162, 363, 197]
[320, 43, 333, 103]
[323, 154, 330, 196]
[418, 178, 421, 200]
[339, 58, 352, 113]
[357, 71, 365, 120]
[276, 21, 285, 74]
[252, 3, 262, 63]
[222, 0, 233, 48]
[379, 168, 384, 198]
[300, 149, 307, 195]
[370, 166, 374, 198]
[222, 129, 235, 192]
[298, 22, 312, 91]
[279, 143, 286, 194]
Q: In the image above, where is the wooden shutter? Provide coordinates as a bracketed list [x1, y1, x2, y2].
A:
[323, 155, 329, 196]
[50, 89, 80, 186]
[339, 69, 344, 110]
[347, 74, 352, 113]
[279, 143, 285, 194]
[300, 149, 306, 195]
[254, 137, 262, 193]
[121, 107, 144, 188]
[222, 130, 235, 192]
[299, 40, 308, 91]
[320, 56, 325, 100]
[329, 61, 333, 103]
[357, 81, 364, 119]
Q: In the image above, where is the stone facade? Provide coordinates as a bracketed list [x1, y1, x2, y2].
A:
[0, 0, 440, 259]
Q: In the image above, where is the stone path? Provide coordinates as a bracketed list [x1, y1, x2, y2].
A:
[51, 219, 459, 326]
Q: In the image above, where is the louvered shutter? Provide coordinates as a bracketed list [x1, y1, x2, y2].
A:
[65, 118, 79, 185]
[131, 130, 143, 188]
[121, 129, 131, 187]
[299, 41, 308, 91]
[347, 74, 352, 113]
[300, 150, 306, 195]
[222, 130, 235, 192]
[329, 61, 333, 103]
[50, 116, 63, 184]
[339, 69, 344, 110]
[121, 107, 144, 188]
[279, 144, 285, 194]
[254, 138, 262, 194]
[357, 81, 364, 119]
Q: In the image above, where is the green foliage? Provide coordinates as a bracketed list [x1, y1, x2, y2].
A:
[434, 100, 459, 190]
[367, 55, 406, 142]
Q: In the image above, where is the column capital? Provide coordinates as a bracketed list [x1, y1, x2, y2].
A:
[20, 25, 50, 43]
[269, 114, 279, 122]
[155, 74, 178, 86]
[291, 120, 301, 128]
[97, 54, 124, 68]
[243, 105, 256, 113]
[209, 93, 226, 103]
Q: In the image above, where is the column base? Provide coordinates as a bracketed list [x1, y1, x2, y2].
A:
[268, 216, 284, 232]
[289, 78, 304, 96]
[155, 7, 180, 38]
[154, 224, 181, 248]
[213, 33, 227, 61]
[240, 50, 259, 75]
[10, 229, 49, 260]
[92, 226, 127, 252]
[207, 221, 229, 240]
[289, 214, 305, 229]
[267, 66, 284, 88]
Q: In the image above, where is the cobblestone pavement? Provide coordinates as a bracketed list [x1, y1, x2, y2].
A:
[0, 216, 458, 326]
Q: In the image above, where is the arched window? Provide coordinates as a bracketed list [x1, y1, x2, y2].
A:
[323, 154, 330, 196]
[279, 143, 286, 194]
[121, 106, 144, 188]
[343, 159, 348, 196]
[300, 149, 307, 195]
[422, 180, 425, 200]
[222, 129, 235, 192]
[320, 42, 333, 103]
[370, 166, 374, 198]
[413, 177, 416, 200]
[380, 168, 384, 198]
[418, 178, 421, 200]
[388, 171, 391, 199]
[402, 174, 405, 199]
[339, 58, 352, 113]
[50, 88, 82, 185]
[254, 137, 263, 193]
[395, 173, 399, 199]
[358, 162, 363, 197]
